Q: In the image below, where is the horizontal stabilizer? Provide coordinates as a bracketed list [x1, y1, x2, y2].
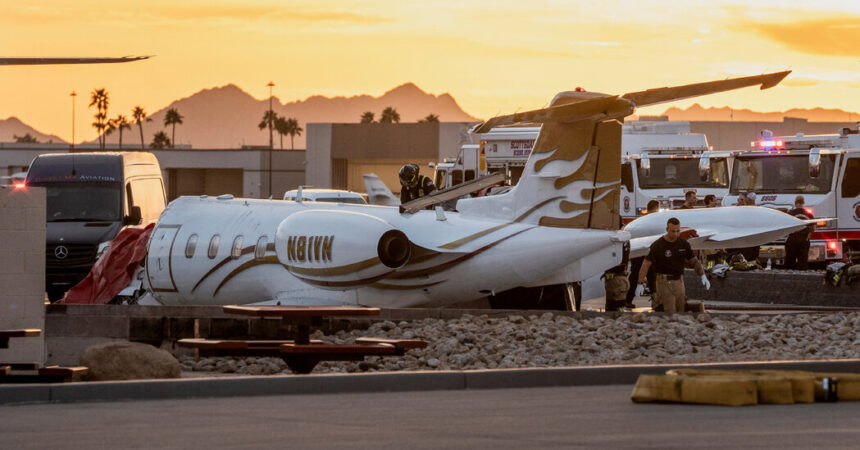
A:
[474, 95, 622, 133]
[621, 71, 790, 108]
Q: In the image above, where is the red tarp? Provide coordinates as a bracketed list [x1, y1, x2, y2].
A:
[60, 224, 154, 304]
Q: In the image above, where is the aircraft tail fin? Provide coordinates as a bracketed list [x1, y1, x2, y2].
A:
[363, 173, 400, 206]
[457, 71, 790, 230]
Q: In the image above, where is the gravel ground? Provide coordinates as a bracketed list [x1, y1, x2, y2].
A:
[179, 311, 860, 375]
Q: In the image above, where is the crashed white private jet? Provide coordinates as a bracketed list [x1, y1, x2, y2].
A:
[144, 71, 790, 308]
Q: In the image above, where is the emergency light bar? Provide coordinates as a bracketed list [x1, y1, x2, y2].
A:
[758, 139, 784, 149]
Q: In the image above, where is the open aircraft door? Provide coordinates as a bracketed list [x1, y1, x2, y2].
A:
[145, 224, 181, 293]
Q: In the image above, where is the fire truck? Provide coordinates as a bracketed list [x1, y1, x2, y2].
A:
[432, 121, 728, 223]
[722, 125, 860, 264]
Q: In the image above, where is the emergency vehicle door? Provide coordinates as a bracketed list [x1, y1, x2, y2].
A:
[620, 162, 636, 220]
[837, 157, 860, 237]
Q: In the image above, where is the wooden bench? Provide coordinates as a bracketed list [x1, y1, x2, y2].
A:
[177, 339, 323, 358]
[279, 343, 399, 374]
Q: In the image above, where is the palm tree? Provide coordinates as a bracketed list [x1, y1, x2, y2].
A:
[380, 106, 400, 124]
[13, 133, 38, 143]
[132, 106, 151, 150]
[163, 108, 184, 148]
[107, 114, 132, 149]
[286, 118, 303, 150]
[258, 111, 278, 144]
[360, 111, 375, 123]
[418, 113, 440, 123]
[89, 88, 109, 149]
[150, 131, 171, 149]
[274, 116, 289, 150]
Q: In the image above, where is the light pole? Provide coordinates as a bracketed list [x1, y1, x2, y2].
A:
[70, 91, 76, 149]
[267, 81, 275, 197]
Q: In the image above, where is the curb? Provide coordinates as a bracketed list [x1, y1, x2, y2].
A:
[2, 359, 860, 405]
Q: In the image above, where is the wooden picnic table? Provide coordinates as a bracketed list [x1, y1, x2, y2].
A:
[0, 329, 41, 349]
[179, 305, 426, 374]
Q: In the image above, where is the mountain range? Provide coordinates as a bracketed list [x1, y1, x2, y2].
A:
[658, 103, 860, 123]
[0, 83, 478, 149]
[2, 88, 858, 149]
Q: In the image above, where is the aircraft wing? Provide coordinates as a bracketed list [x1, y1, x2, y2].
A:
[0, 56, 150, 65]
[626, 206, 808, 258]
[400, 172, 505, 214]
[621, 71, 790, 108]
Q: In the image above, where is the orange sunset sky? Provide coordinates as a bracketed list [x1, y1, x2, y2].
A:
[2, 0, 860, 144]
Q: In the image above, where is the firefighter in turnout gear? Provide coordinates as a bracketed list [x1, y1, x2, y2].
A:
[399, 164, 436, 203]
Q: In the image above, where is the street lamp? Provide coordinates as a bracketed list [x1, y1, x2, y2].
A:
[267, 81, 275, 198]
[70, 91, 76, 149]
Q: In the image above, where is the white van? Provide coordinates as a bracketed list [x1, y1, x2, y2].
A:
[283, 188, 367, 204]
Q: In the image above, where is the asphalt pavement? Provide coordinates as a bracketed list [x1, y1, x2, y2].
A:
[2, 384, 859, 449]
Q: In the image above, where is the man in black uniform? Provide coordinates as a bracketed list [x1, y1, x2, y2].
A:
[399, 164, 436, 203]
[785, 195, 814, 270]
[637, 217, 710, 312]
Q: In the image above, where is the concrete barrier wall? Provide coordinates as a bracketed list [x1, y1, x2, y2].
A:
[0, 186, 46, 365]
[685, 270, 860, 306]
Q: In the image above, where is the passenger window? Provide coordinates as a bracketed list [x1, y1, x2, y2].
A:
[842, 159, 860, 198]
[255, 236, 268, 259]
[231, 236, 244, 259]
[208, 234, 220, 259]
[621, 163, 634, 192]
[185, 234, 198, 258]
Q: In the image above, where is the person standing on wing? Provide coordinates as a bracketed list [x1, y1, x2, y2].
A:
[636, 217, 710, 312]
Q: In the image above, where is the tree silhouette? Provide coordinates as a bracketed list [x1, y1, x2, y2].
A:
[163, 108, 184, 148]
[380, 106, 400, 124]
[13, 133, 38, 143]
[89, 88, 109, 149]
[274, 116, 288, 150]
[150, 131, 171, 149]
[132, 106, 152, 150]
[107, 114, 132, 149]
[360, 111, 375, 123]
[258, 110, 278, 145]
[418, 113, 439, 123]
[286, 118, 303, 150]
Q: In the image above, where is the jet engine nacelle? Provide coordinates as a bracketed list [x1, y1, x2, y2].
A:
[275, 210, 411, 287]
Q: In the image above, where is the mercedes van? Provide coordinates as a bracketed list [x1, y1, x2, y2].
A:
[24, 152, 166, 301]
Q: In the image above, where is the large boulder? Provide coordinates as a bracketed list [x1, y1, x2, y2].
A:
[80, 341, 181, 381]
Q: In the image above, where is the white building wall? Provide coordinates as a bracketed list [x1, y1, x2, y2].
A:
[306, 123, 333, 187]
[0, 186, 46, 365]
